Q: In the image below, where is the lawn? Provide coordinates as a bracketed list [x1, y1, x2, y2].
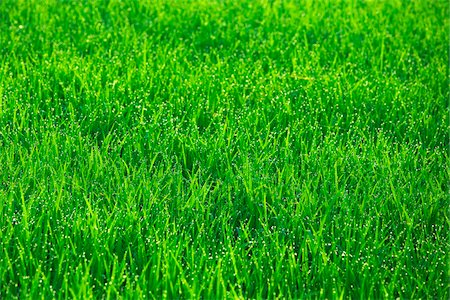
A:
[0, 0, 448, 298]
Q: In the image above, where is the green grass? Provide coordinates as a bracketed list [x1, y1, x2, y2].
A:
[0, 0, 448, 298]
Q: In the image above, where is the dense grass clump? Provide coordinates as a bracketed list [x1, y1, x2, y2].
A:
[0, 0, 448, 298]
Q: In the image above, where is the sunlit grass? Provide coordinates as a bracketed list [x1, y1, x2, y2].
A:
[0, 0, 448, 298]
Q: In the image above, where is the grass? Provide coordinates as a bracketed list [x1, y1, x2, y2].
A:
[0, 0, 448, 298]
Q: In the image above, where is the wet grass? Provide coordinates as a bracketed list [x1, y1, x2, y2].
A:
[0, 0, 449, 298]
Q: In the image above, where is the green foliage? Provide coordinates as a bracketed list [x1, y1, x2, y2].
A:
[0, 0, 448, 298]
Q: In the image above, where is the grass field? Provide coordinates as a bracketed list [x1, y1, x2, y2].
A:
[0, 0, 449, 298]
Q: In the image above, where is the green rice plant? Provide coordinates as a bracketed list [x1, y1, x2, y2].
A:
[0, 0, 448, 298]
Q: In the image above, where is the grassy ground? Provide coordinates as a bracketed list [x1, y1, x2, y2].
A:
[0, 0, 448, 298]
